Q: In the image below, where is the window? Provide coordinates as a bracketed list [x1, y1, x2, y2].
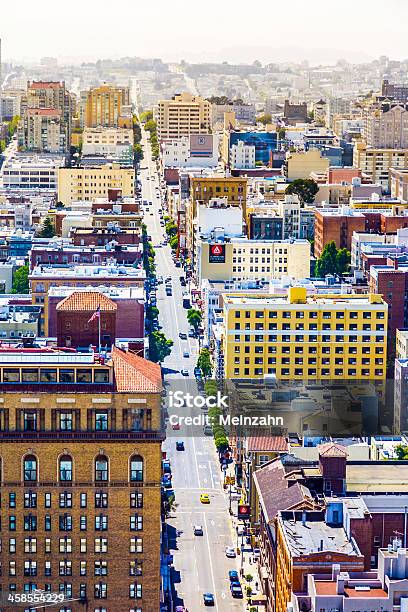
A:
[80, 538, 87, 553]
[95, 538, 108, 553]
[59, 492, 72, 508]
[9, 492, 16, 508]
[129, 560, 143, 576]
[24, 538, 37, 553]
[59, 413, 73, 431]
[24, 560, 37, 576]
[94, 560, 108, 576]
[59, 456, 73, 482]
[80, 561, 87, 576]
[130, 455, 143, 482]
[95, 456, 108, 482]
[94, 583, 107, 599]
[59, 514, 72, 531]
[9, 537, 16, 552]
[45, 561, 51, 576]
[130, 537, 143, 553]
[129, 583, 142, 599]
[23, 411, 37, 431]
[59, 369, 74, 383]
[59, 560, 72, 576]
[24, 491, 37, 508]
[45, 493, 51, 508]
[45, 515, 51, 531]
[94, 369, 109, 383]
[95, 412, 108, 431]
[59, 538, 72, 553]
[80, 493, 87, 508]
[24, 455, 37, 482]
[80, 516, 87, 530]
[95, 515, 108, 531]
[95, 492, 108, 508]
[77, 369, 92, 383]
[24, 514, 37, 531]
[130, 515, 143, 531]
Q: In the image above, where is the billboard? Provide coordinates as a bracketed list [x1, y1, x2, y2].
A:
[230, 131, 278, 165]
[209, 244, 226, 263]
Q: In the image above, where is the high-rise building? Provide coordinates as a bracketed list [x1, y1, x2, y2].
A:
[18, 108, 65, 153]
[353, 141, 408, 189]
[217, 287, 387, 381]
[0, 346, 164, 610]
[85, 85, 130, 128]
[364, 105, 408, 148]
[26, 81, 72, 153]
[157, 92, 211, 140]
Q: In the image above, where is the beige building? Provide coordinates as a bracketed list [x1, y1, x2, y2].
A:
[396, 329, 408, 359]
[196, 237, 310, 284]
[390, 167, 408, 201]
[285, 149, 330, 180]
[19, 108, 65, 153]
[26, 81, 72, 152]
[354, 141, 408, 189]
[157, 92, 211, 140]
[85, 84, 130, 128]
[58, 163, 135, 204]
[82, 127, 134, 155]
[365, 105, 408, 148]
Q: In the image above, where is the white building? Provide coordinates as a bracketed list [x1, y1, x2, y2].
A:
[82, 127, 134, 156]
[230, 140, 256, 170]
[161, 134, 219, 168]
[1, 153, 66, 191]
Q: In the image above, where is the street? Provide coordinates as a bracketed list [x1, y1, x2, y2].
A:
[139, 128, 245, 611]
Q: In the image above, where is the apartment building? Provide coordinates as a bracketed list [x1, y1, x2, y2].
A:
[285, 149, 330, 180]
[58, 164, 135, 204]
[364, 105, 408, 148]
[161, 134, 218, 168]
[84, 85, 130, 128]
[218, 287, 387, 381]
[390, 167, 408, 200]
[26, 81, 72, 152]
[292, 547, 408, 612]
[230, 140, 256, 169]
[19, 108, 66, 153]
[157, 92, 211, 140]
[0, 346, 163, 610]
[353, 141, 408, 189]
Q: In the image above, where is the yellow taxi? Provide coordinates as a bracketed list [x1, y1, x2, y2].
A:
[200, 493, 210, 504]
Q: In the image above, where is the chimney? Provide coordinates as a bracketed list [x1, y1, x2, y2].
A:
[319, 539, 324, 552]
[336, 573, 348, 595]
[394, 258, 399, 271]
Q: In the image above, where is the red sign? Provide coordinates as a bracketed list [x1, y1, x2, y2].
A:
[209, 243, 226, 263]
[238, 504, 251, 519]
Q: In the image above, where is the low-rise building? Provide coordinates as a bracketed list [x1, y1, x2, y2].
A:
[0, 301, 41, 339]
[1, 153, 65, 191]
[285, 149, 330, 180]
[81, 127, 134, 156]
[161, 134, 219, 168]
[230, 139, 256, 169]
[58, 163, 135, 204]
[354, 141, 408, 189]
[30, 240, 142, 270]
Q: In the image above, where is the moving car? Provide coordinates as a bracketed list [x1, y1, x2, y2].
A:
[176, 441, 185, 451]
[183, 351, 189, 358]
[230, 583, 243, 598]
[188, 330, 195, 337]
[193, 525, 203, 536]
[203, 424, 213, 436]
[179, 332, 187, 340]
[165, 287, 172, 296]
[181, 368, 189, 376]
[203, 593, 215, 606]
[200, 493, 210, 504]
[225, 546, 236, 558]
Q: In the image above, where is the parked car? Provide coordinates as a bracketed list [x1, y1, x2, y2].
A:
[225, 546, 236, 558]
[179, 332, 187, 340]
[229, 570, 239, 583]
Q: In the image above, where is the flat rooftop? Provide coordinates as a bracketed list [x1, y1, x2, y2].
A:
[279, 512, 359, 557]
[223, 293, 385, 307]
[314, 581, 387, 598]
[347, 462, 408, 492]
[48, 285, 144, 300]
[30, 264, 145, 279]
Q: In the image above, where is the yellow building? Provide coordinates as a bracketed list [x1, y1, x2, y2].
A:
[197, 238, 310, 284]
[353, 141, 408, 190]
[85, 84, 130, 128]
[58, 163, 135, 204]
[285, 149, 330, 180]
[157, 92, 211, 140]
[220, 288, 387, 381]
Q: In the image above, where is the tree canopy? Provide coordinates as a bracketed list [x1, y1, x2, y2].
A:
[314, 241, 351, 278]
[187, 308, 202, 332]
[11, 264, 30, 294]
[285, 178, 319, 204]
[149, 330, 173, 363]
[197, 347, 212, 378]
[39, 216, 56, 238]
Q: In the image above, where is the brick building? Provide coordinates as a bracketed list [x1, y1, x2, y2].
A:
[0, 346, 164, 610]
[70, 228, 141, 247]
[56, 292, 117, 348]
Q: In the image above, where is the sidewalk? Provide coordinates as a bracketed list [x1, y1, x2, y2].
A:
[220, 458, 264, 610]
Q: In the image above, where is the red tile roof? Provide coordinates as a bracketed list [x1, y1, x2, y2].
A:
[319, 442, 348, 458]
[29, 81, 63, 89]
[112, 347, 162, 393]
[56, 291, 117, 312]
[247, 435, 288, 452]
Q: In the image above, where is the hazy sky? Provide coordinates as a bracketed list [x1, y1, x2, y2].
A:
[2, 0, 408, 65]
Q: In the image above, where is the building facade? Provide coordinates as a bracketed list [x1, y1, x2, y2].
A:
[0, 346, 163, 611]
[85, 85, 130, 128]
[58, 164, 135, 204]
[157, 92, 211, 141]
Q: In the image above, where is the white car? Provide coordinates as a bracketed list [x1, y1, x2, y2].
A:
[225, 546, 236, 558]
[193, 525, 204, 536]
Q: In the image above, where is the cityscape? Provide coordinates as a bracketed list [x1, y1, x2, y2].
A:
[2, 4, 408, 611]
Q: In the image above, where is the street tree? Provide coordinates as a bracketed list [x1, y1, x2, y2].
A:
[149, 331, 173, 363]
[314, 241, 350, 277]
[187, 308, 202, 332]
[197, 347, 212, 378]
